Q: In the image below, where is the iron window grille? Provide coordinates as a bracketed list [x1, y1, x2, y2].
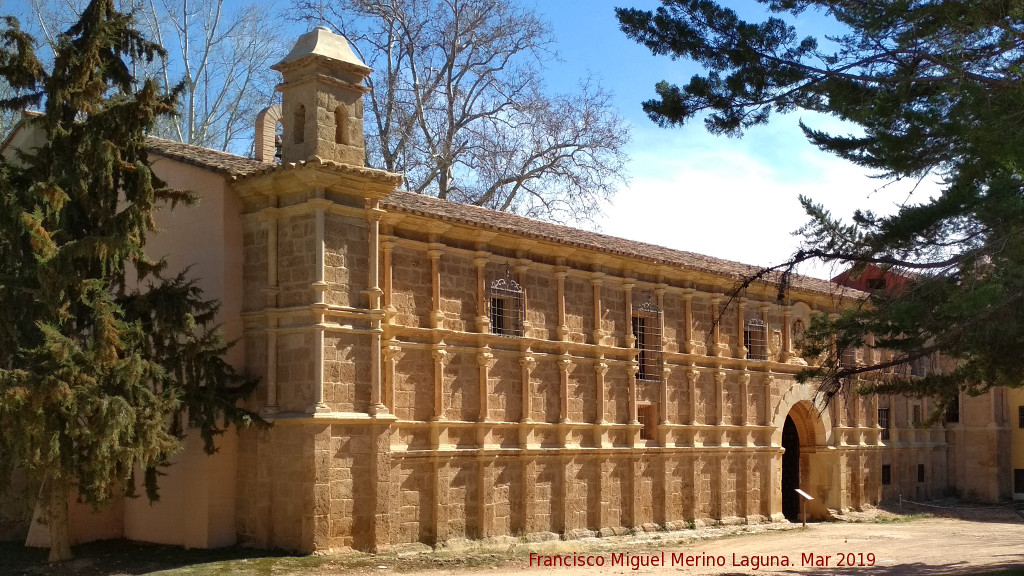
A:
[881, 464, 892, 485]
[878, 408, 890, 440]
[838, 346, 858, 369]
[945, 395, 960, 423]
[910, 356, 928, 377]
[632, 299, 662, 382]
[1018, 406, 1024, 429]
[744, 317, 768, 361]
[488, 271, 524, 337]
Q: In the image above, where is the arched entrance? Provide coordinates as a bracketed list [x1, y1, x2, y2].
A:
[781, 415, 801, 521]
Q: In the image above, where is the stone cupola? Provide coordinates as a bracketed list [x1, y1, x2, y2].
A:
[271, 27, 371, 166]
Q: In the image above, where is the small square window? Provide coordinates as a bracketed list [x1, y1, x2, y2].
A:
[881, 464, 891, 486]
[878, 408, 890, 440]
[917, 464, 925, 483]
[637, 404, 657, 440]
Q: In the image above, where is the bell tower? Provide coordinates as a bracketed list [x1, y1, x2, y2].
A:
[272, 26, 371, 165]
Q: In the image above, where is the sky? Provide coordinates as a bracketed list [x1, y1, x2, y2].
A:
[5, 0, 939, 281]
[527, 0, 937, 280]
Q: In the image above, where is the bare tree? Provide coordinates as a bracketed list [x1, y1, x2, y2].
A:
[23, 0, 284, 153]
[296, 0, 630, 224]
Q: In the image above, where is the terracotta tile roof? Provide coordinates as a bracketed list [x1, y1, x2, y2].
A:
[140, 135, 853, 298]
[381, 190, 854, 297]
[146, 138, 404, 186]
[146, 136, 266, 176]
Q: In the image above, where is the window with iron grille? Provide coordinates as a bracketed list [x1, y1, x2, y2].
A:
[917, 464, 925, 483]
[881, 464, 891, 485]
[945, 395, 960, 423]
[1015, 469, 1024, 494]
[838, 346, 857, 369]
[632, 299, 662, 381]
[878, 408, 890, 440]
[1018, 406, 1024, 429]
[910, 356, 928, 377]
[912, 404, 922, 425]
[744, 317, 767, 361]
[637, 403, 657, 440]
[488, 271, 524, 337]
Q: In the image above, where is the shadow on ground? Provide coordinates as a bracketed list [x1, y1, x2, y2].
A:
[0, 539, 300, 576]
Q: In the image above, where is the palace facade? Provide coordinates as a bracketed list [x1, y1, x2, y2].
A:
[2, 27, 1016, 552]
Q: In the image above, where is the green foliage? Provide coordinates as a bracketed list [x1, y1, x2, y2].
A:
[618, 1, 1024, 402]
[0, 0, 258, 513]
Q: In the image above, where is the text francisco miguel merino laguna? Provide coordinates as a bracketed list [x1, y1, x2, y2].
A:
[528, 551, 877, 570]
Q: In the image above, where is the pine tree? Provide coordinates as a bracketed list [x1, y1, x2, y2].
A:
[0, 0, 258, 561]
[617, 1, 1024, 406]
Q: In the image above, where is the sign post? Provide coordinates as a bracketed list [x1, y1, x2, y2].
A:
[794, 489, 813, 528]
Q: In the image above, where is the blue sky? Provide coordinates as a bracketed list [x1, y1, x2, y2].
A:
[529, 1, 934, 280]
[7, 0, 934, 280]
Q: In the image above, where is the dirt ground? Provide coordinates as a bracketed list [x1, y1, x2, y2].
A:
[367, 504, 1024, 576]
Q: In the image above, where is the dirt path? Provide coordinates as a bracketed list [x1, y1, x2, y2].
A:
[384, 515, 1024, 576]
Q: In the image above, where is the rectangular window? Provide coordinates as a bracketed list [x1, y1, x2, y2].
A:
[489, 296, 505, 334]
[1018, 406, 1024, 429]
[488, 273, 524, 338]
[917, 464, 925, 483]
[912, 404, 922, 425]
[945, 395, 960, 423]
[1015, 469, 1024, 494]
[744, 317, 767, 361]
[910, 356, 928, 377]
[839, 347, 858, 369]
[878, 408, 890, 440]
[637, 403, 657, 440]
[632, 307, 661, 382]
[881, 464, 891, 486]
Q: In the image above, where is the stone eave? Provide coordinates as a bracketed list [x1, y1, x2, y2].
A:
[380, 190, 864, 307]
[232, 157, 402, 199]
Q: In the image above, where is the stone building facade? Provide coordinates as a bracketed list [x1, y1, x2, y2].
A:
[1, 27, 1015, 552]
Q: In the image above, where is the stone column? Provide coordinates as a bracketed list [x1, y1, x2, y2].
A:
[682, 289, 695, 354]
[474, 253, 490, 333]
[309, 194, 330, 413]
[735, 298, 747, 360]
[432, 345, 449, 421]
[710, 296, 723, 356]
[382, 239, 396, 322]
[515, 258, 531, 332]
[781, 306, 793, 362]
[714, 370, 726, 427]
[624, 281, 638, 428]
[262, 207, 280, 414]
[520, 354, 536, 423]
[556, 264, 569, 341]
[428, 246, 444, 329]
[740, 371, 750, 426]
[594, 360, 608, 447]
[383, 341, 401, 412]
[591, 273, 605, 345]
[558, 353, 573, 424]
[478, 348, 495, 422]
[367, 200, 387, 415]
[686, 369, 700, 426]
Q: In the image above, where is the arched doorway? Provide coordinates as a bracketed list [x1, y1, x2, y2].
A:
[781, 415, 801, 521]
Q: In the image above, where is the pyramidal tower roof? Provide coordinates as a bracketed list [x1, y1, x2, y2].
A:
[274, 26, 371, 73]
